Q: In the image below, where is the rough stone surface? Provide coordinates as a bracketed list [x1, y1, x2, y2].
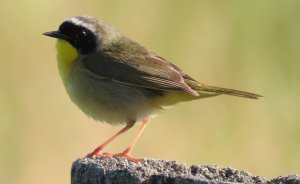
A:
[71, 157, 300, 184]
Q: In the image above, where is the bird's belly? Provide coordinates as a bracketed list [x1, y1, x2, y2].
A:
[64, 65, 162, 125]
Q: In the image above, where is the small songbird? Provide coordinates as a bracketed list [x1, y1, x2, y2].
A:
[44, 16, 261, 162]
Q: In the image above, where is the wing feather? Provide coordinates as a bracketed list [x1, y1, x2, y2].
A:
[82, 39, 198, 96]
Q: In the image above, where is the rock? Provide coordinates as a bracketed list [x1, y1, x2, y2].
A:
[71, 157, 299, 184]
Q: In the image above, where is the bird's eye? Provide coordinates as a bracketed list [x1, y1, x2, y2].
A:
[76, 30, 87, 39]
[74, 29, 97, 54]
[75, 30, 86, 40]
[58, 21, 97, 54]
[82, 31, 87, 37]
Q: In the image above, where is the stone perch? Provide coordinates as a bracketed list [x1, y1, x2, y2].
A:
[71, 157, 300, 184]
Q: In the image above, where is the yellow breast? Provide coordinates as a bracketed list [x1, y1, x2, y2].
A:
[55, 39, 79, 82]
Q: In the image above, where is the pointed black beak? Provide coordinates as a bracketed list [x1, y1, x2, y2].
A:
[43, 31, 70, 40]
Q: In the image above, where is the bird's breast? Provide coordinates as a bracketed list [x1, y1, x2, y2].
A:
[61, 60, 163, 125]
[56, 39, 79, 82]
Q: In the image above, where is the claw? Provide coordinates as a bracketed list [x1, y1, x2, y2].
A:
[101, 152, 113, 158]
[86, 147, 104, 158]
[112, 152, 142, 163]
[87, 151, 141, 163]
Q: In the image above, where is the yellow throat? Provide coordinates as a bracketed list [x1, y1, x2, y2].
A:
[55, 39, 79, 82]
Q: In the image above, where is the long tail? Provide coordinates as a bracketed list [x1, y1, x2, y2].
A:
[195, 84, 262, 99]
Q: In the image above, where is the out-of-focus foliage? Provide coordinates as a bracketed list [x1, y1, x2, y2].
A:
[0, 1, 299, 183]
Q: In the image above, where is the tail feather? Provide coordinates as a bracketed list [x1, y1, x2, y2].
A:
[195, 84, 262, 99]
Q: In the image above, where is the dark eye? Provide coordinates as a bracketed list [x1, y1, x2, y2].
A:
[59, 22, 97, 54]
[74, 29, 97, 54]
[82, 31, 87, 37]
[75, 30, 87, 40]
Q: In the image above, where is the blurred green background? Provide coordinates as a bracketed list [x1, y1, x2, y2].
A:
[1, 0, 300, 183]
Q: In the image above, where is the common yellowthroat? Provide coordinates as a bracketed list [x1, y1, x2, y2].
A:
[44, 16, 261, 162]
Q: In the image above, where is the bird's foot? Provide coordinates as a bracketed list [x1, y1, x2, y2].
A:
[91, 148, 141, 163]
[86, 147, 104, 158]
[109, 152, 141, 163]
[86, 149, 141, 163]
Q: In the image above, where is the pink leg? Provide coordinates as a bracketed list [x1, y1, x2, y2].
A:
[87, 122, 135, 157]
[113, 118, 150, 162]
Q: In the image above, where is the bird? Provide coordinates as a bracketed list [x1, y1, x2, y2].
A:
[43, 16, 261, 162]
